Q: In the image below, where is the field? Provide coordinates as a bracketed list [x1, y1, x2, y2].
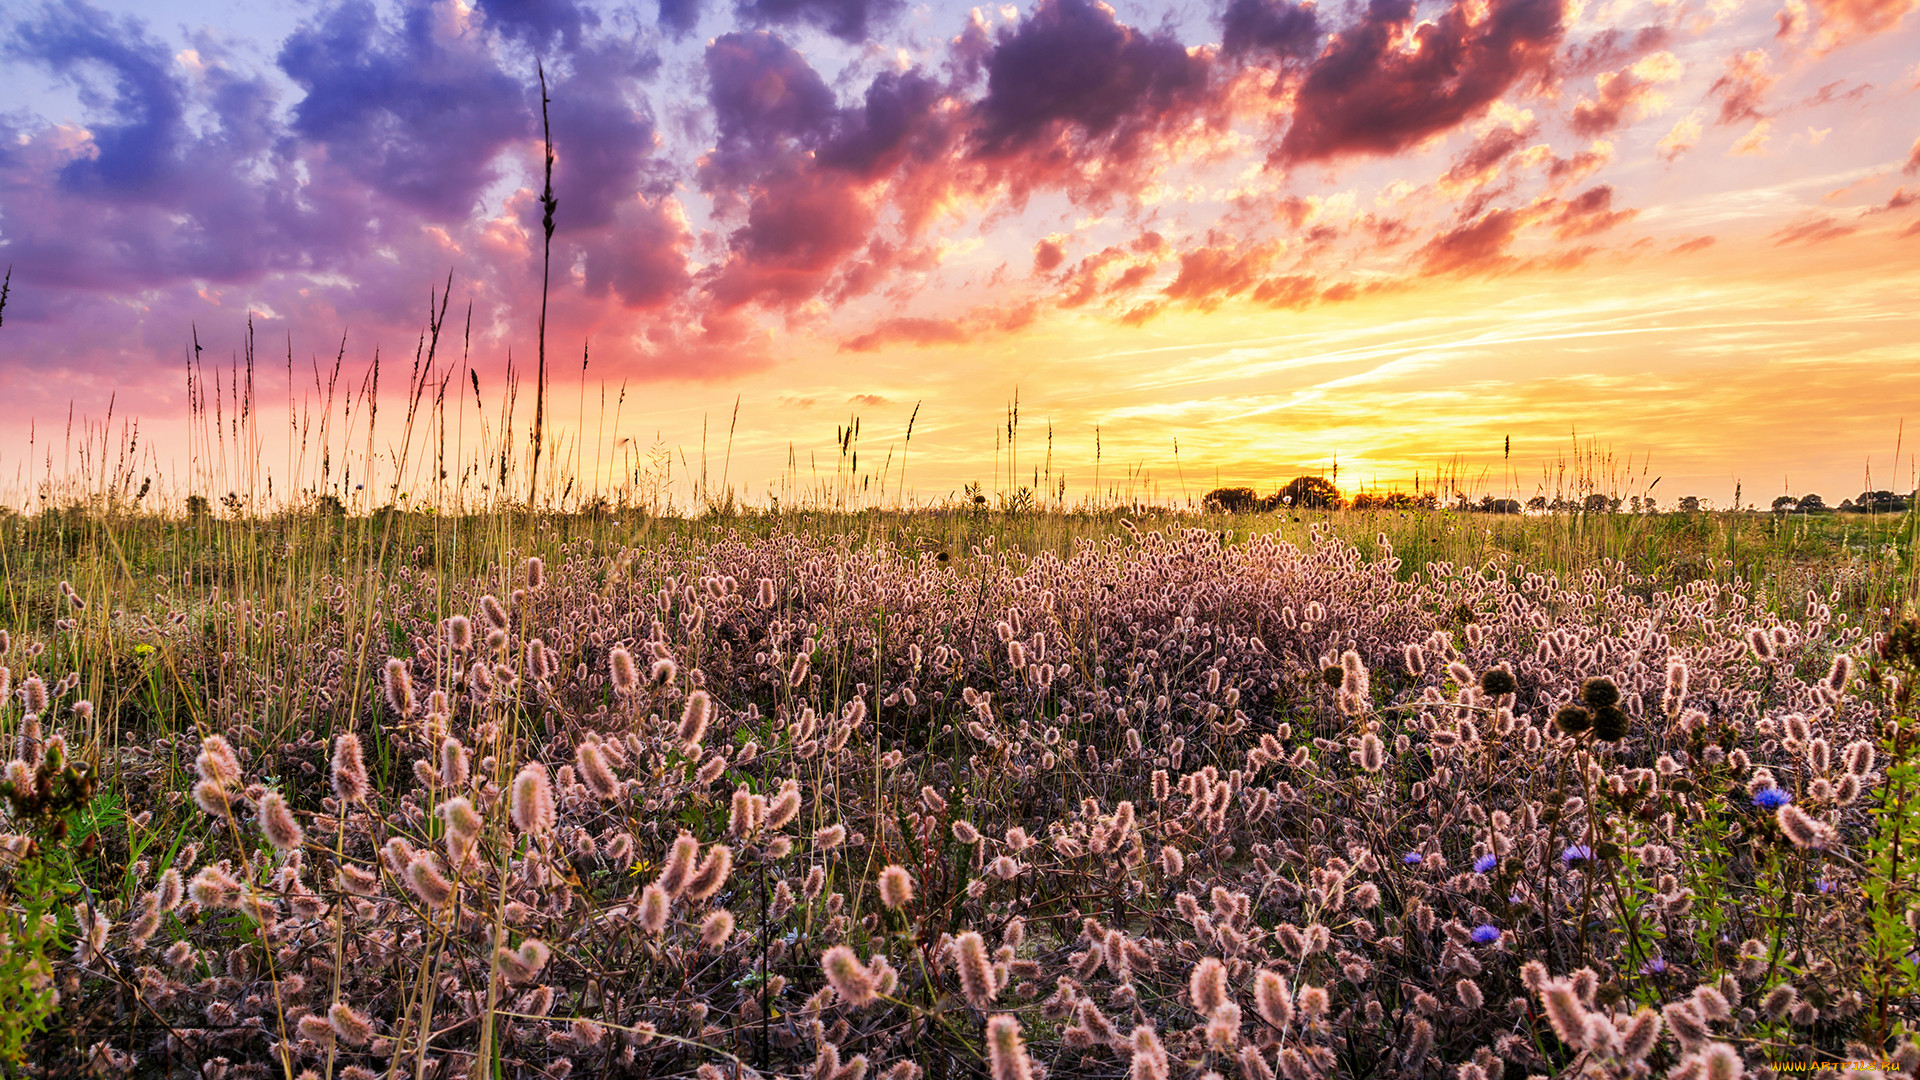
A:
[1, 495, 1919, 1080]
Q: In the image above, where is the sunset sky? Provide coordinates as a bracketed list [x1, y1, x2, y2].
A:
[0, 0, 1917, 509]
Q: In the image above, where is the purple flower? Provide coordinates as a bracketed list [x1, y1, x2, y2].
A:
[1639, 956, 1668, 975]
[1752, 787, 1792, 810]
[1470, 924, 1500, 945]
[1402, 852, 1424, 865]
[1561, 844, 1593, 866]
[1473, 853, 1498, 874]
[1817, 877, 1834, 894]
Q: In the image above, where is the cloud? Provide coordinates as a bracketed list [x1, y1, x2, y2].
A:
[735, 0, 902, 42]
[1669, 235, 1716, 253]
[1417, 208, 1520, 276]
[1550, 185, 1635, 238]
[1801, 0, 1920, 47]
[1708, 49, 1773, 127]
[1277, 0, 1568, 165]
[1769, 214, 1857, 245]
[837, 300, 1037, 350]
[658, 0, 702, 36]
[476, 0, 599, 50]
[1219, 0, 1320, 61]
[971, 0, 1209, 194]
[1159, 242, 1279, 310]
[277, 0, 530, 222]
[1907, 136, 1920, 174]
[1657, 110, 1703, 161]
[1569, 52, 1680, 137]
[698, 30, 837, 194]
[1033, 237, 1067, 273]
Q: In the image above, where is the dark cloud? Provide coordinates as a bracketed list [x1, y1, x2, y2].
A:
[659, 0, 703, 37]
[1219, 0, 1319, 61]
[973, 0, 1208, 168]
[1417, 208, 1519, 275]
[1278, 0, 1567, 165]
[476, 0, 598, 50]
[735, 0, 902, 43]
[699, 31, 837, 192]
[1569, 56, 1676, 137]
[817, 69, 946, 179]
[278, 0, 529, 221]
[542, 44, 667, 233]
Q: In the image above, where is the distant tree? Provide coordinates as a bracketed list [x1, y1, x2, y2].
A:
[185, 495, 210, 519]
[1678, 496, 1704, 513]
[1799, 493, 1827, 512]
[1526, 495, 1548, 512]
[1204, 487, 1260, 514]
[1487, 498, 1521, 514]
[316, 494, 347, 518]
[1771, 495, 1798, 514]
[1583, 493, 1610, 514]
[1279, 476, 1343, 510]
[1850, 490, 1906, 513]
[1350, 492, 1384, 511]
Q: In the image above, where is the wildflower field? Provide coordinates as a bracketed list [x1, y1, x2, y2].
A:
[4, 502, 1920, 1080]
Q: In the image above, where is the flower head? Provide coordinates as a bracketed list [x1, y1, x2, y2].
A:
[1561, 844, 1593, 866]
[1752, 787, 1792, 810]
[1470, 924, 1500, 944]
[1401, 851, 1424, 865]
[1473, 853, 1498, 874]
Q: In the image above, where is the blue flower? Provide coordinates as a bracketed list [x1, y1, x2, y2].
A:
[1752, 787, 1792, 810]
[1639, 956, 1668, 975]
[1402, 852, 1424, 865]
[1561, 844, 1593, 866]
[1470, 924, 1500, 945]
[1817, 877, 1835, 894]
[1473, 854, 1498, 874]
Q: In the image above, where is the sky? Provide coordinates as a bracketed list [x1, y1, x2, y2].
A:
[0, 0, 1917, 509]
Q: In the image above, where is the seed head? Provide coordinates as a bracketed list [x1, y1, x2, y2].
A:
[509, 764, 556, 835]
[823, 945, 879, 1006]
[440, 736, 469, 789]
[1479, 666, 1517, 697]
[480, 594, 509, 630]
[879, 865, 915, 909]
[1580, 677, 1620, 708]
[1591, 704, 1630, 742]
[257, 792, 303, 853]
[987, 1014, 1035, 1080]
[1128, 1025, 1169, 1080]
[526, 556, 544, 589]
[638, 883, 670, 932]
[23, 675, 47, 716]
[678, 690, 712, 747]
[403, 854, 454, 909]
[1777, 804, 1834, 849]
[1189, 956, 1228, 1015]
[955, 930, 998, 1009]
[328, 1003, 375, 1047]
[656, 832, 699, 895]
[331, 733, 369, 803]
[700, 909, 734, 948]
[683, 844, 733, 901]
[382, 658, 413, 717]
[1254, 970, 1292, 1029]
[576, 741, 619, 799]
[609, 646, 637, 693]
[1554, 704, 1592, 736]
[446, 615, 472, 651]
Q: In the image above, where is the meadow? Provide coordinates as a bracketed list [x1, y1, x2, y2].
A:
[3, 475, 1920, 1080]
[5, 300, 1920, 1079]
